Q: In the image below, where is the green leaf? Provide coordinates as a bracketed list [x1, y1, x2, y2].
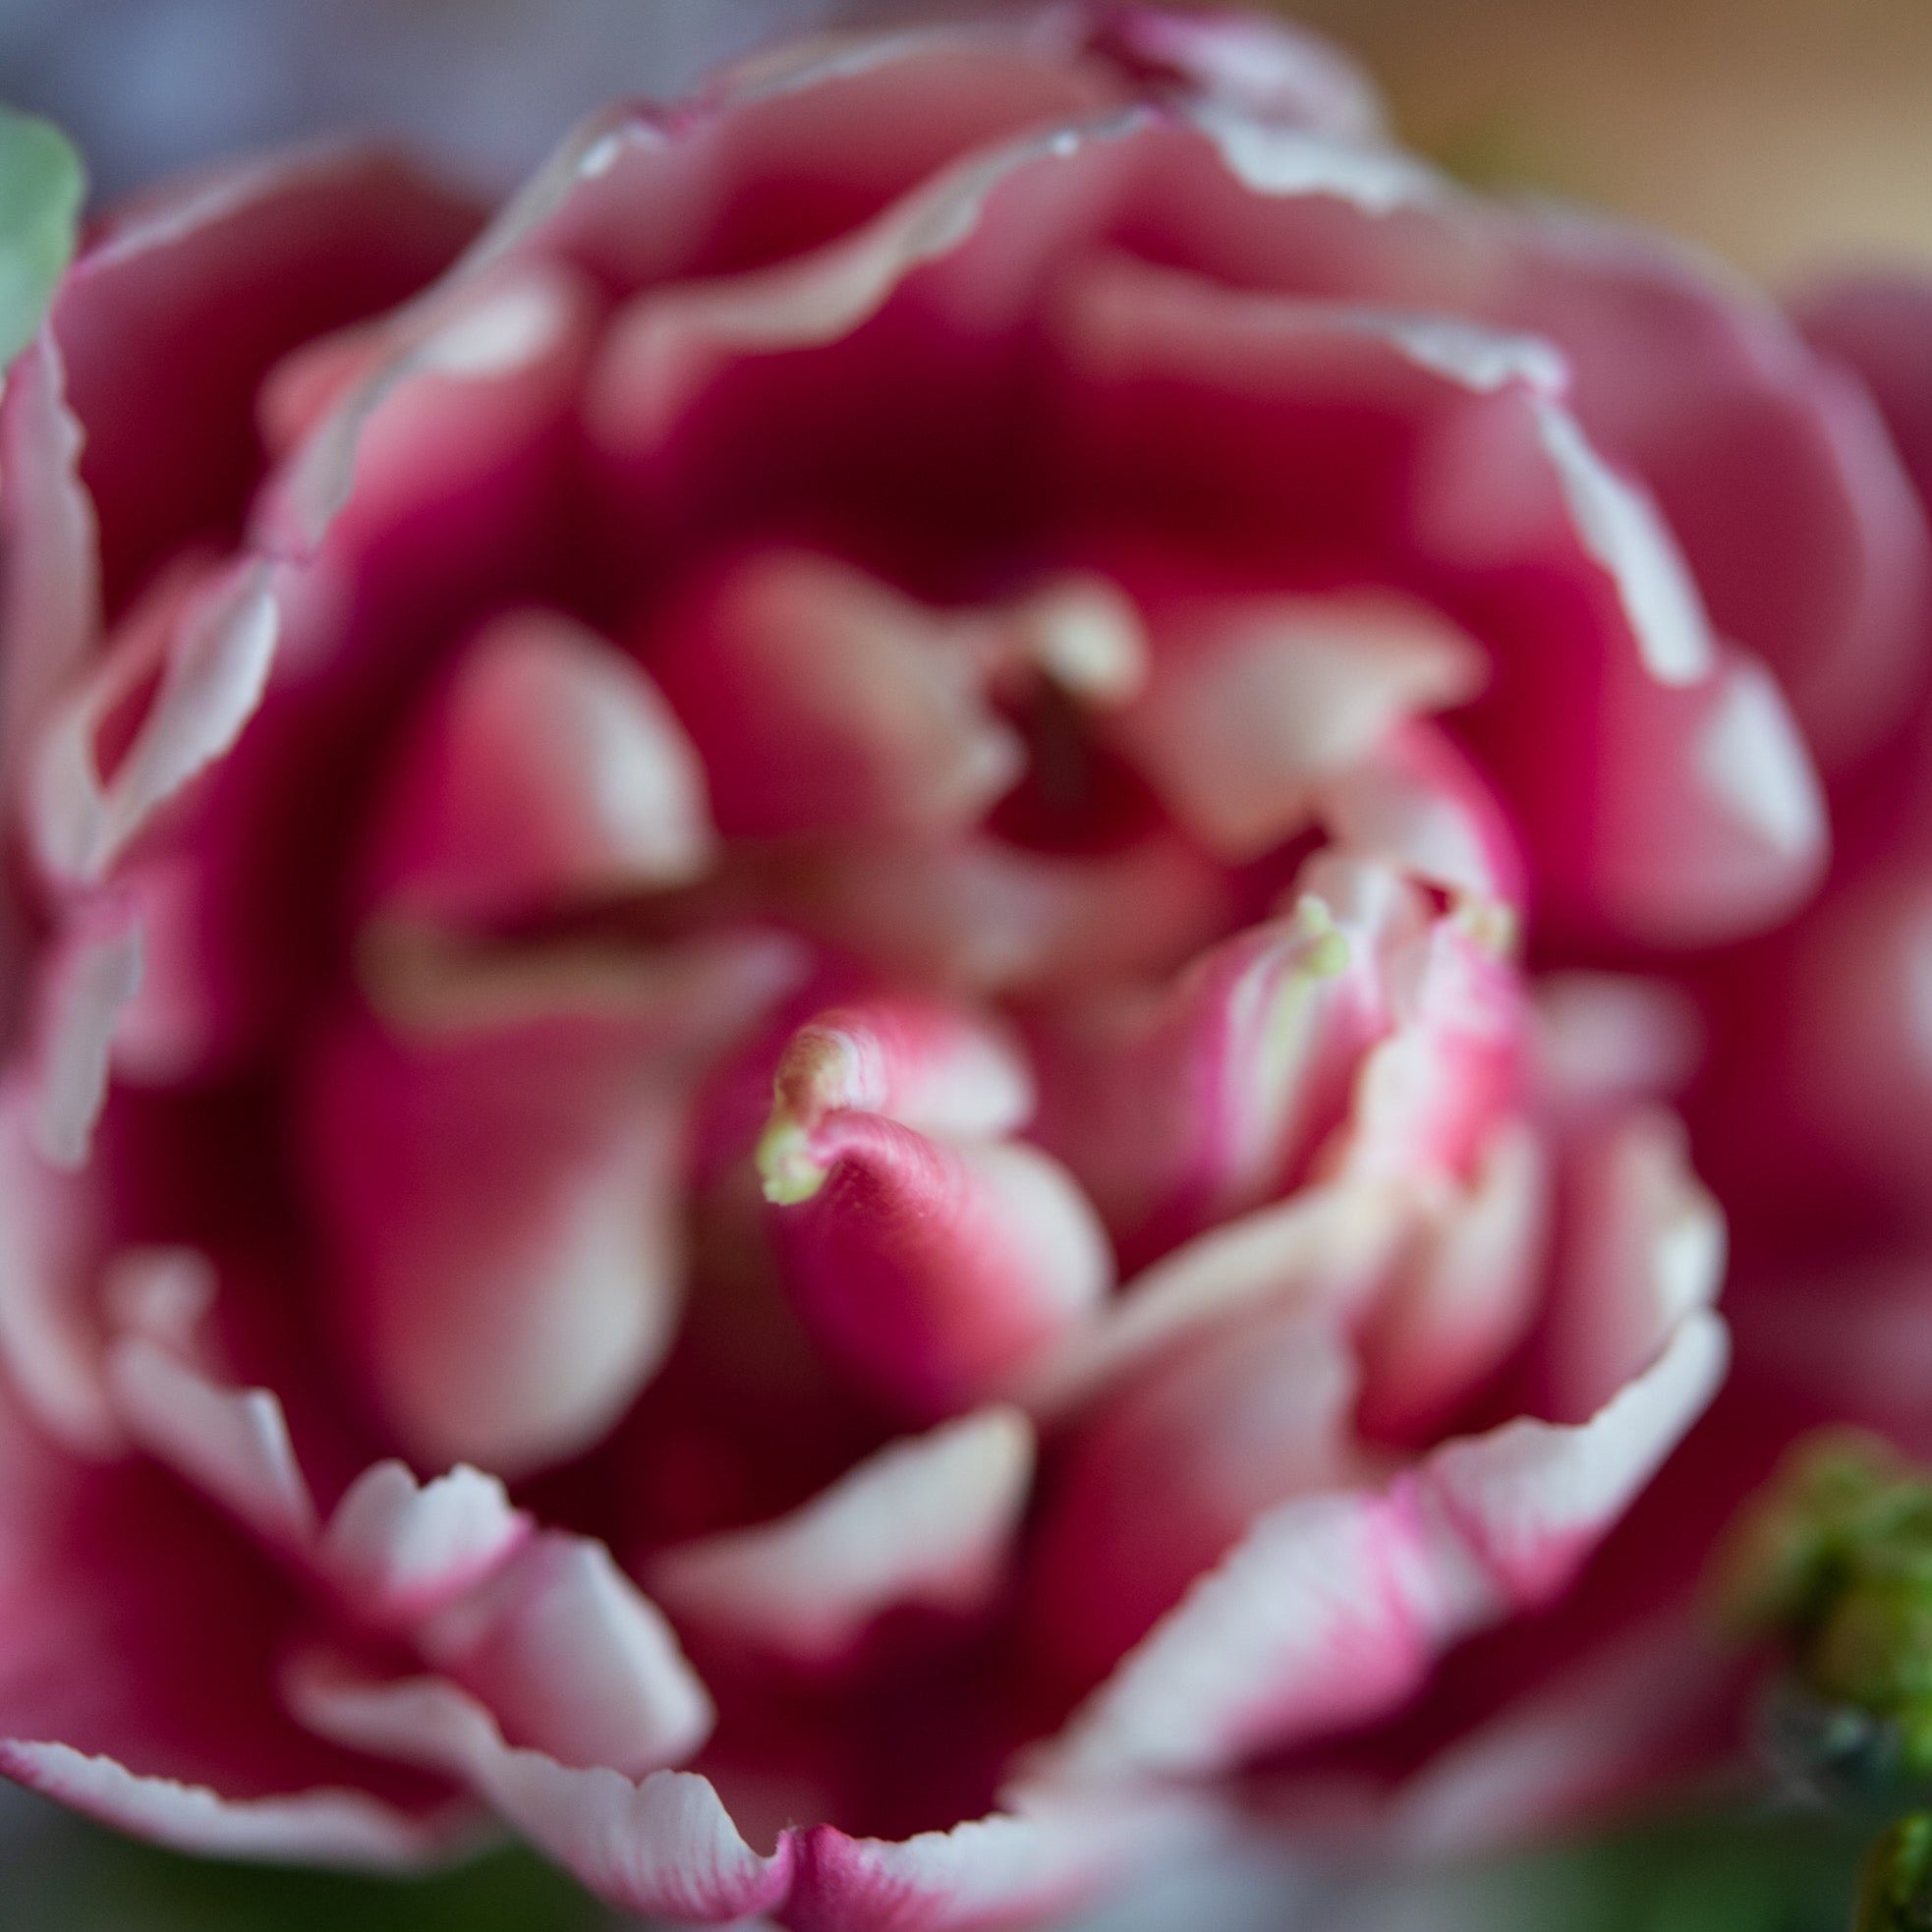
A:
[0, 103, 83, 368]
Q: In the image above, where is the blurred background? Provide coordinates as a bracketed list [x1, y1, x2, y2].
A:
[2, 0, 1929, 1925]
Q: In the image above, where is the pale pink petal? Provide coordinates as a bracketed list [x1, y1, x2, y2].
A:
[1503, 212, 1931, 772]
[302, 1010, 695, 1478]
[1312, 721, 1524, 908]
[1322, 899, 1525, 1186]
[25, 895, 142, 1168]
[1355, 1120, 1551, 1442]
[1417, 1309, 1729, 1609]
[586, 116, 1147, 457]
[652, 1407, 1035, 1671]
[779, 833, 1236, 997]
[1107, 589, 1486, 861]
[29, 559, 277, 886]
[418, 1533, 713, 1777]
[642, 550, 1022, 840]
[1028, 1306, 1363, 1685]
[1036, 1310, 1725, 1785]
[287, 1656, 794, 1923]
[361, 607, 715, 928]
[0, 334, 98, 782]
[52, 142, 476, 602]
[0, 1740, 458, 1871]
[103, 1332, 317, 1553]
[321, 1462, 533, 1628]
[1584, 647, 1829, 948]
[256, 256, 600, 560]
[789, 1793, 1214, 1932]
[1537, 1108, 1726, 1427]
[1023, 1176, 1410, 1420]
[0, 1084, 116, 1451]
[764, 1108, 1113, 1420]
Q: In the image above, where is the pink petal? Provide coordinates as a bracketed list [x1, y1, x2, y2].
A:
[0, 334, 98, 783]
[1023, 1175, 1410, 1420]
[1025, 882, 1385, 1269]
[0, 1382, 452, 1862]
[760, 996, 1036, 1205]
[1028, 1305, 1362, 1685]
[1312, 720, 1525, 908]
[104, 1327, 317, 1553]
[25, 894, 142, 1168]
[361, 607, 714, 929]
[1106, 588, 1487, 861]
[418, 1533, 713, 1777]
[1502, 214, 1932, 773]
[0, 1741, 456, 1870]
[1587, 647, 1829, 948]
[652, 1406, 1035, 1672]
[302, 1008, 692, 1477]
[1530, 973, 1704, 1123]
[287, 1655, 794, 1923]
[584, 116, 1145, 458]
[1036, 1310, 1726, 1784]
[641, 550, 1023, 840]
[1537, 1108, 1726, 1427]
[321, 1461, 533, 1627]
[53, 143, 477, 605]
[28, 558, 278, 887]
[762, 1106, 1112, 1420]
[1052, 250, 1826, 944]
[788, 1793, 1213, 1932]
[0, 1084, 116, 1451]
[259, 258, 601, 557]
[1355, 1121, 1552, 1443]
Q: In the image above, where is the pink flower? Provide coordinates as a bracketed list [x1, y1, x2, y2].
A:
[0, 9, 1919, 1924]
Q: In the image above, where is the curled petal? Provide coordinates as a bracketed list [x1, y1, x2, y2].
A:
[0, 1741, 457, 1871]
[362, 607, 714, 928]
[321, 1462, 533, 1628]
[1531, 973, 1704, 1123]
[645, 551, 1021, 841]
[1037, 1309, 1725, 1785]
[652, 1406, 1035, 1672]
[419, 1534, 713, 1778]
[287, 1656, 794, 1924]
[766, 1111, 1113, 1419]
[1107, 589, 1487, 861]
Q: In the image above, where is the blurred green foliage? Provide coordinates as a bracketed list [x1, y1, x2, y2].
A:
[0, 103, 83, 364]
